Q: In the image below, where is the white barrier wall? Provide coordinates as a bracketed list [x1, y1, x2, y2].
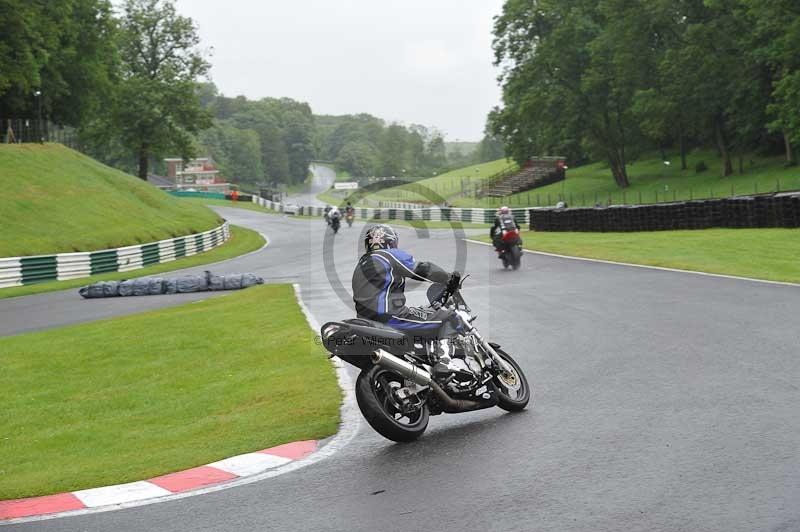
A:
[0, 222, 230, 289]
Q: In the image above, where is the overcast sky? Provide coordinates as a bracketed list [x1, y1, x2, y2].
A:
[173, 0, 505, 141]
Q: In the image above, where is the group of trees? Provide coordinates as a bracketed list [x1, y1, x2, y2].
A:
[315, 114, 447, 179]
[198, 87, 315, 186]
[489, 0, 800, 187]
[1, 0, 504, 189]
[313, 115, 505, 179]
[0, 0, 116, 130]
[1, 0, 211, 180]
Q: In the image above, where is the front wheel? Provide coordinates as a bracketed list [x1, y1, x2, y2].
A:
[492, 348, 531, 411]
[511, 245, 522, 270]
[355, 365, 429, 442]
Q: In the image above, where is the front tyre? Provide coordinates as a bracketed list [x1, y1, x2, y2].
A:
[355, 365, 429, 442]
[511, 245, 522, 270]
[493, 348, 531, 411]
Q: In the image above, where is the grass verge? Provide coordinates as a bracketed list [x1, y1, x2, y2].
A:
[0, 284, 340, 500]
[475, 228, 800, 283]
[0, 225, 265, 300]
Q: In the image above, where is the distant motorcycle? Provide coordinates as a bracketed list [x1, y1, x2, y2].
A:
[320, 275, 530, 442]
[497, 228, 522, 270]
[345, 211, 354, 228]
[330, 215, 341, 234]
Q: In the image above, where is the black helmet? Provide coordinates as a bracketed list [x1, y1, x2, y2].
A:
[364, 224, 398, 253]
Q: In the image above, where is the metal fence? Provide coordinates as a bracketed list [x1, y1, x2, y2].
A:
[1, 118, 81, 150]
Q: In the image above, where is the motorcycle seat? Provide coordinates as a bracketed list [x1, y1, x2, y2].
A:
[344, 317, 403, 334]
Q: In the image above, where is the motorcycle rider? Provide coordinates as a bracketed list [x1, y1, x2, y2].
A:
[352, 224, 462, 342]
[328, 206, 342, 228]
[324, 205, 332, 224]
[490, 206, 520, 249]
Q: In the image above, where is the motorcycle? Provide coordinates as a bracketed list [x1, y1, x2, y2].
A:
[345, 211, 354, 228]
[330, 215, 341, 234]
[497, 229, 523, 270]
[320, 275, 531, 442]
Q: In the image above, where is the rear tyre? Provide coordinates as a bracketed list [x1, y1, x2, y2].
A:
[492, 348, 530, 411]
[356, 365, 429, 442]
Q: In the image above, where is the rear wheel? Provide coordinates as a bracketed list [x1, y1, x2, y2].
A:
[355, 365, 429, 442]
[492, 348, 530, 411]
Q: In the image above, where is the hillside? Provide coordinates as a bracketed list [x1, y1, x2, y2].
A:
[444, 142, 478, 156]
[0, 144, 222, 257]
[350, 158, 516, 205]
[451, 150, 800, 208]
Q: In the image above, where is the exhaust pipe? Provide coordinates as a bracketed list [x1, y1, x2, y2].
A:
[371, 349, 497, 414]
[371, 349, 432, 386]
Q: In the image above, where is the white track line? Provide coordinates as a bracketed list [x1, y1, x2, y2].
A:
[0, 282, 360, 526]
[465, 239, 800, 288]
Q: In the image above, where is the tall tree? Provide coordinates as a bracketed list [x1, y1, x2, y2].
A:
[743, 0, 800, 165]
[111, 0, 210, 179]
[0, 0, 116, 126]
[491, 0, 644, 187]
[380, 123, 409, 177]
[335, 140, 378, 177]
[199, 122, 262, 185]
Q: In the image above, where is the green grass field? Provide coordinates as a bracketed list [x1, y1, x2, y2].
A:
[342, 158, 517, 205]
[476, 228, 800, 283]
[0, 144, 222, 257]
[0, 225, 265, 300]
[454, 150, 800, 208]
[0, 284, 341, 499]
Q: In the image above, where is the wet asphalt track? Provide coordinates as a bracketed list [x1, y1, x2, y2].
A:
[3, 207, 800, 532]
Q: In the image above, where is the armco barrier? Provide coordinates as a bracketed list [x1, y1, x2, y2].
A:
[252, 196, 529, 226]
[528, 192, 800, 232]
[0, 223, 230, 289]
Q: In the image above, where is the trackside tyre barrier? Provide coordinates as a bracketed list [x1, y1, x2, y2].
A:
[0, 222, 230, 289]
[251, 196, 529, 226]
[527, 192, 800, 232]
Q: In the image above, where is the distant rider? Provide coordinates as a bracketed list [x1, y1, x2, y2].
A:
[352, 224, 462, 342]
[345, 201, 354, 216]
[490, 206, 520, 249]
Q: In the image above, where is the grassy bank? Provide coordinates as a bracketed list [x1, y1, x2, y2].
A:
[179, 196, 275, 214]
[0, 225, 265, 300]
[476, 228, 800, 283]
[0, 144, 222, 256]
[335, 158, 516, 206]
[454, 150, 800, 208]
[0, 284, 340, 500]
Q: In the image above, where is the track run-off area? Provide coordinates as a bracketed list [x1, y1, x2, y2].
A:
[2, 206, 799, 532]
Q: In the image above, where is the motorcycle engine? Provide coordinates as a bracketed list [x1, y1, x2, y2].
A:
[438, 355, 483, 394]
